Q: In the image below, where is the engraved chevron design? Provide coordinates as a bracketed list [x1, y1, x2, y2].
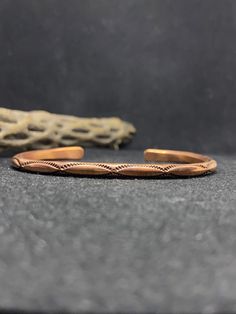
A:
[11, 147, 217, 178]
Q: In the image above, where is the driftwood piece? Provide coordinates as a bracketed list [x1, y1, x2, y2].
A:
[0, 108, 135, 151]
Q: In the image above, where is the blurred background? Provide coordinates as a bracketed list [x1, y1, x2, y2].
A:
[0, 0, 235, 153]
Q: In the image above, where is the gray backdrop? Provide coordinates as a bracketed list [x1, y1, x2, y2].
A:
[0, 2, 236, 313]
[0, 0, 235, 153]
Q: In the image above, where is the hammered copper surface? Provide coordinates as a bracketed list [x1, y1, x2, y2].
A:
[11, 147, 217, 177]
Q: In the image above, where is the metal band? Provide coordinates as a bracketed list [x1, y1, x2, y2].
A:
[11, 146, 217, 177]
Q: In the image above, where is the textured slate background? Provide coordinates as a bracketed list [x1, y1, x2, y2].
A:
[0, 150, 236, 313]
[0, 1, 235, 313]
[0, 0, 235, 153]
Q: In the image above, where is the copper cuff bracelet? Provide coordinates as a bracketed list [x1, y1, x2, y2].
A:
[11, 146, 217, 177]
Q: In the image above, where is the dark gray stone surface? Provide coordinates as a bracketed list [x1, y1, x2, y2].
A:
[0, 149, 235, 313]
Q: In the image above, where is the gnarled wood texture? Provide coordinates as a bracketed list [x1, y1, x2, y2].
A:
[0, 107, 135, 151]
